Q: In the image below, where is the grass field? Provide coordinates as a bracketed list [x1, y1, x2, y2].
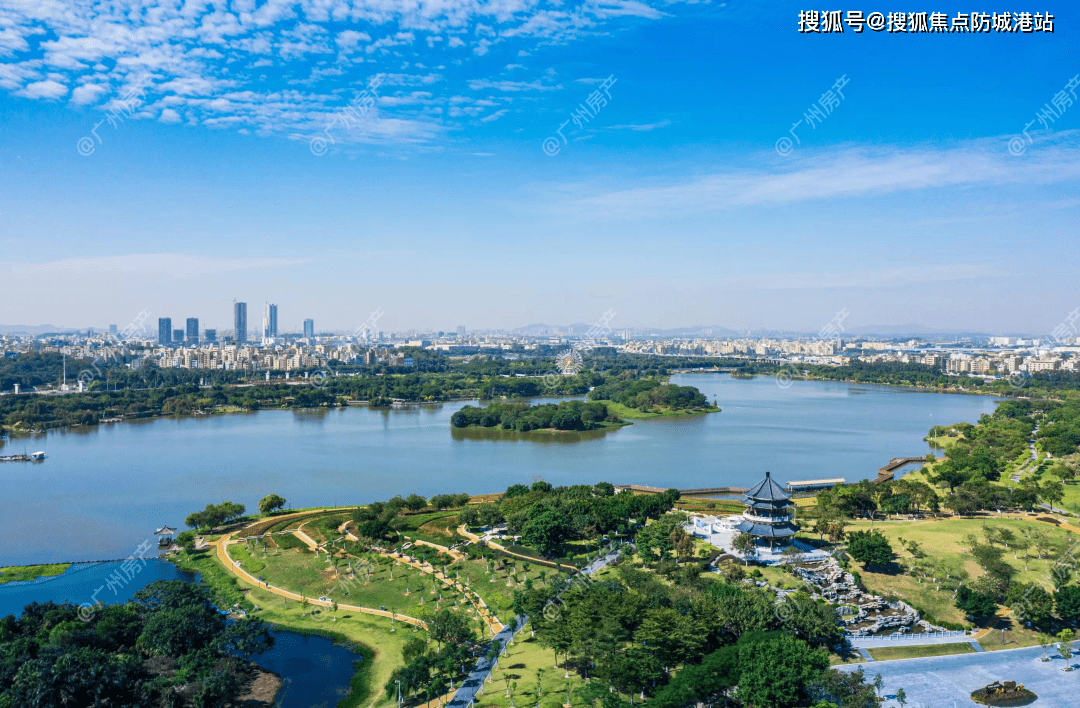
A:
[0, 563, 71, 585]
[602, 401, 720, 420]
[463, 630, 590, 708]
[846, 517, 1078, 629]
[867, 642, 976, 661]
[242, 583, 407, 708]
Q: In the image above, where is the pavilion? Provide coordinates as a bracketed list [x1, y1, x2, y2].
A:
[156, 525, 177, 547]
[734, 471, 798, 554]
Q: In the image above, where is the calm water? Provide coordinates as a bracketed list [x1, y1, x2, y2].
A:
[0, 561, 358, 708]
[0, 374, 999, 565]
[0, 559, 193, 618]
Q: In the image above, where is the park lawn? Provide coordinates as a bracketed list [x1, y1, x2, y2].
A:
[471, 629, 590, 708]
[602, 401, 719, 420]
[401, 512, 467, 547]
[172, 548, 253, 611]
[752, 565, 814, 592]
[846, 517, 1079, 627]
[867, 642, 976, 661]
[242, 583, 411, 708]
[848, 517, 1078, 587]
[675, 497, 744, 515]
[228, 543, 445, 619]
[976, 617, 1047, 651]
[0, 562, 71, 585]
[1055, 482, 1080, 514]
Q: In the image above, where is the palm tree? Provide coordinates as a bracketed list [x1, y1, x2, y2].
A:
[331, 600, 338, 621]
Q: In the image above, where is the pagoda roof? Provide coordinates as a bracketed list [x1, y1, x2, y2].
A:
[155, 525, 177, 535]
[747, 499, 791, 511]
[735, 520, 798, 538]
[743, 472, 791, 503]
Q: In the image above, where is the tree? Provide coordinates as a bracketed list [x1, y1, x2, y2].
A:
[896, 687, 907, 707]
[736, 634, 828, 708]
[1056, 585, 1080, 625]
[258, 494, 286, 515]
[956, 586, 997, 618]
[522, 509, 572, 557]
[1007, 583, 1053, 626]
[634, 608, 703, 671]
[733, 532, 757, 565]
[427, 609, 474, 651]
[846, 530, 893, 570]
[1041, 482, 1065, 513]
[404, 493, 428, 512]
[1058, 628, 1075, 666]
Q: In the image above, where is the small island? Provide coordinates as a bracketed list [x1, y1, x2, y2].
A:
[451, 400, 627, 433]
[451, 380, 719, 434]
[586, 378, 721, 418]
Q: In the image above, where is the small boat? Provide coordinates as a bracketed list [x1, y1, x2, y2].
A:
[30, 451, 45, 461]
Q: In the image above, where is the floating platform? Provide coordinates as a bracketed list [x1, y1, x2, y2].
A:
[0, 451, 45, 462]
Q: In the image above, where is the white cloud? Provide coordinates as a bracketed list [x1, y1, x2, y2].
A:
[0, 0, 679, 146]
[467, 79, 560, 92]
[608, 119, 671, 132]
[159, 108, 181, 123]
[480, 108, 508, 122]
[568, 137, 1080, 218]
[18, 79, 67, 99]
[69, 82, 107, 105]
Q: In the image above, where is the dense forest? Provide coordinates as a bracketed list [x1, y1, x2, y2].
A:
[450, 400, 623, 432]
[587, 378, 713, 411]
[0, 581, 273, 708]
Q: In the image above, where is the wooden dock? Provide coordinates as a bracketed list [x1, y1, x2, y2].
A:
[872, 456, 929, 484]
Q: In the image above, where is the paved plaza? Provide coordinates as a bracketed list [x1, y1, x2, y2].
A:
[840, 642, 1080, 706]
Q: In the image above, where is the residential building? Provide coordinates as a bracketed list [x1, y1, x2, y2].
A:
[158, 318, 172, 345]
[263, 303, 278, 339]
[234, 302, 247, 343]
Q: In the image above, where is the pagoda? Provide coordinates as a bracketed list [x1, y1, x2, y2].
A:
[735, 472, 798, 553]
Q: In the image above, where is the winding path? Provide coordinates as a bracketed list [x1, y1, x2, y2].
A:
[214, 516, 428, 630]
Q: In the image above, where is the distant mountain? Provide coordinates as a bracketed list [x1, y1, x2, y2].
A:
[0, 324, 86, 335]
[845, 324, 992, 339]
[513, 323, 741, 338]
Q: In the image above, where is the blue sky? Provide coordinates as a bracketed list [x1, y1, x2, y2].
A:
[0, 1, 1077, 334]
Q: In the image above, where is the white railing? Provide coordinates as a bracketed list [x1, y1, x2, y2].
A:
[849, 630, 967, 641]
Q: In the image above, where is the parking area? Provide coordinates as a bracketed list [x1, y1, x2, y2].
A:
[840, 643, 1080, 706]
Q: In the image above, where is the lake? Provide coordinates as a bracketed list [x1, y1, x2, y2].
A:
[0, 373, 999, 565]
[0, 560, 360, 708]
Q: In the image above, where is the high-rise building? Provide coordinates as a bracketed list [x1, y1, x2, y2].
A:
[234, 302, 247, 343]
[109, 324, 118, 335]
[158, 317, 172, 345]
[186, 318, 199, 343]
[173, 329, 184, 343]
[457, 326, 466, 338]
[263, 303, 278, 339]
[204, 329, 218, 343]
[303, 319, 314, 338]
